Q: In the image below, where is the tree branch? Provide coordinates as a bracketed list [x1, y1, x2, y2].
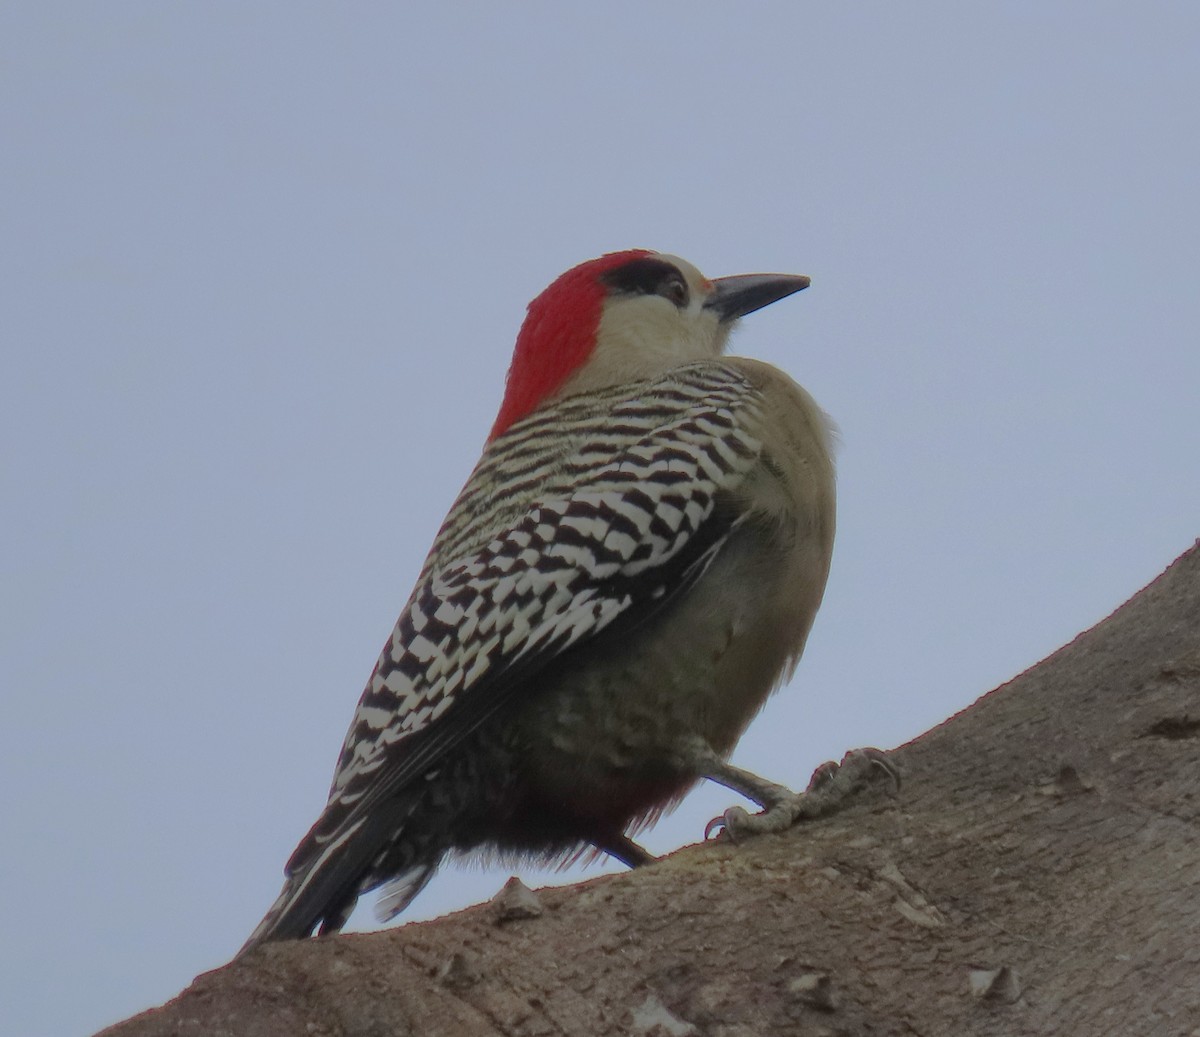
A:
[101, 540, 1200, 1037]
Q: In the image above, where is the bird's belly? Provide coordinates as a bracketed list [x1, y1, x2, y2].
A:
[505, 519, 827, 832]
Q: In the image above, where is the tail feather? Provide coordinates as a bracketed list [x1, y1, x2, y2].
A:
[240, 795, 428, 956]
[238, 814, 368, 955]
[374, 862, 437, 923]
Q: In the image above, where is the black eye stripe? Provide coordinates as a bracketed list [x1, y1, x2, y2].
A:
[600, 258, 689, 307]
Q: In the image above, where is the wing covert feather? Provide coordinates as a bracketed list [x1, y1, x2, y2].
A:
[288, 363, 765, 873]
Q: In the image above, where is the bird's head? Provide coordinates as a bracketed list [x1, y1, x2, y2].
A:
[489, 250, 810, 440]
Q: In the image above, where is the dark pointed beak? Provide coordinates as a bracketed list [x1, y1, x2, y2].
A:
[702, 273, 811, 322]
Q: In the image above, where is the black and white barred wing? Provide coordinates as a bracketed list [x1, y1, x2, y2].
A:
[254, 367, 765, 943]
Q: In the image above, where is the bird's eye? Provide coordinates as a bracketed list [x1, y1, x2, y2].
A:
[600, 258, 690, 306]
[658, 276, 688, 308]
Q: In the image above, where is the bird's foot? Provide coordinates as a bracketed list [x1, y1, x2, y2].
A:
[705, 797, 806, 841]
[593, 831, 657, 869]
[704, 747, 899, 843]
[806, 747, 900, 797]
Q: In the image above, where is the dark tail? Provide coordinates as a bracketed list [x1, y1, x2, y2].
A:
[239, 796, 437, 956]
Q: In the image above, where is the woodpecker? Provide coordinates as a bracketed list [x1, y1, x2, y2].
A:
[242, 250, 874, 953]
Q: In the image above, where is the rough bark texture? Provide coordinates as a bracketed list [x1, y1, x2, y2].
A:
[101, 541, 1200, 1037]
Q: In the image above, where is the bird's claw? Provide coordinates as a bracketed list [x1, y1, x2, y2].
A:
[705, 806, 752, 842]
[805, 759, 841, 791]
[704, 747, 899, 845]
[705, 798, 806, 842]
[808, 747, 900, 796]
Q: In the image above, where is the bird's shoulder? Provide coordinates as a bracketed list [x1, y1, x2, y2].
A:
[424, 361, 769, 573]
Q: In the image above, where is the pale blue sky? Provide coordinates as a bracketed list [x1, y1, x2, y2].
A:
[3, 5, 1198, 1035]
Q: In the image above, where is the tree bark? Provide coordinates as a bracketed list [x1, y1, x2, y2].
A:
[101, 540, 1200, 1037]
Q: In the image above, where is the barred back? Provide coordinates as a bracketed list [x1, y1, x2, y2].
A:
[294, 361, 767, 874]
[423, 361, 764, 578]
